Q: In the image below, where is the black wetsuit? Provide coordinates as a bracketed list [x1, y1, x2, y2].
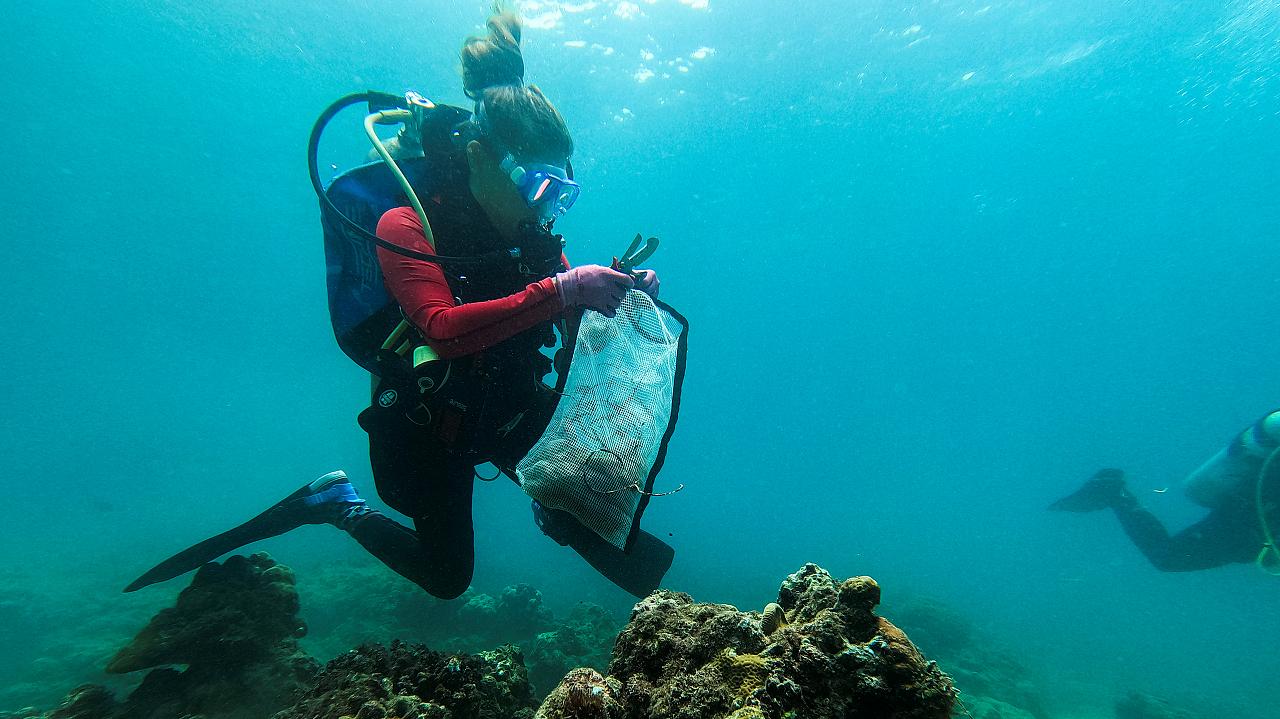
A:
[351, 373, 559, 598]
[1112, 488, 1264, 571]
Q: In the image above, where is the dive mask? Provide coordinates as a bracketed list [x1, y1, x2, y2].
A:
[499, 154, 580, 221]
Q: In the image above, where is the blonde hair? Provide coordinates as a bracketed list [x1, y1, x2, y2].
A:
[461, 9, 573, 161]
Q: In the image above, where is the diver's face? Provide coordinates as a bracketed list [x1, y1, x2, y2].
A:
[466, 140, 546, 238]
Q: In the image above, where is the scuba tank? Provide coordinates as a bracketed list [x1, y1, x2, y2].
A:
[1183, 411, 1280, 508]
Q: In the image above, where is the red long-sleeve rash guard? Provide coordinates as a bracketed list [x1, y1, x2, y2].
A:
[375, 206, 566, 359]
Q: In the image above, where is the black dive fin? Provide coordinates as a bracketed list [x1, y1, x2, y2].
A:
[1048, 469, 1126, 513]
[567, 528, 675, 598]
[122, 482, 317, 592]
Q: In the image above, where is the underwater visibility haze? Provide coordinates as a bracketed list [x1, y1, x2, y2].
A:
[2, 0, 1278, 717]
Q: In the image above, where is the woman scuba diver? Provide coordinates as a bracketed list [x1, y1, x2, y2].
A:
[125, 9, 675, 600]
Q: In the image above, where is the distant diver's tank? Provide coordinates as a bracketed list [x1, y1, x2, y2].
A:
[1183, 411, 1280, 508]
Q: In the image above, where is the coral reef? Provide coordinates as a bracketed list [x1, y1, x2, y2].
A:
[296, 559, 568, 658]
[19, 560, 958, 719]
[106, 552, 309, 672]
[534, 669, 622, 719]
[526, 603, 620, 698]
[25, 553, 318, 719]
[537, 563, 956, 719]
[342, 576, 559, 652]
[332, 572, 608, 701]
[451, 584, 556, 646]
[27, 556, 554, 719]
[296, 562, 618, 701]
[9, 685, 117, 719]
[884, 597, 972, 655]
[273, 640, 536, 719]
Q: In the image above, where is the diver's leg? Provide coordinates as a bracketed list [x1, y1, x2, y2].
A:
[407, 459, 477, 600]
[343, 506, 474, 600]
[365, 428, 477, 600]
[1113, 501, 1257, 572]
[531, 501, 673, 598]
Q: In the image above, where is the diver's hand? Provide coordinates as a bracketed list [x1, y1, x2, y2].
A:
[555, 265, 634, 318]
[609, 256, 659, 300]
[632, 269, 659, 299]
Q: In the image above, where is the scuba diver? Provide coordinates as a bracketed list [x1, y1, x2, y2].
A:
[1050, 409, 1280, 573]
[124, 10, 676, 600]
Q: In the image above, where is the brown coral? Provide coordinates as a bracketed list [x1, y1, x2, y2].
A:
[107, 552, 306, 674]
[534, 667, 622, 719]
[100, 553, 317, 719]
[838, 576, 881, 612]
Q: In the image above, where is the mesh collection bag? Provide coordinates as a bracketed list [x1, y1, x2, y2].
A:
[517, 290, 689, 551]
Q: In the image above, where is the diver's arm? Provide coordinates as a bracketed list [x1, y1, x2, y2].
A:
[376, 208, 566, 359]
[390, 272, 562, 359]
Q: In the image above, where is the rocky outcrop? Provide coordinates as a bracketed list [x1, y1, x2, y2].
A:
[107, 552, 310, 673]
[537, 563, 956, 719]
[106, 552, 318, 719]
[31, 685, 115, 719]
[25, 554, 317, 719]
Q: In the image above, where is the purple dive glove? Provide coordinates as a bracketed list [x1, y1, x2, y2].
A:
[631, 269, 660, 299]
[555, 265, 635, 317]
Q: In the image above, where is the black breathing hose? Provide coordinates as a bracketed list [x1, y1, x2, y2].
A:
[307, 91, 493, 268]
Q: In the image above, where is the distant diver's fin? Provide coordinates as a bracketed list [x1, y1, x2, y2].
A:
[1048, 468, 1127, 513]
[123, 471, 358, 592]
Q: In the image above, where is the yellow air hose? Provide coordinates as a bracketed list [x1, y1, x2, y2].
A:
[1255, 446, 1280, 575]
[364, 108, 436, 251]
[363, 106, 441, 367]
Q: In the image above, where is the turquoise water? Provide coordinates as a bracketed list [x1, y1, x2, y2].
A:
[2, 0, 1278, 716]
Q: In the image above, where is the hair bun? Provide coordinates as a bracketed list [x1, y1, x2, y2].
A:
[461, 12, 526, 100]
